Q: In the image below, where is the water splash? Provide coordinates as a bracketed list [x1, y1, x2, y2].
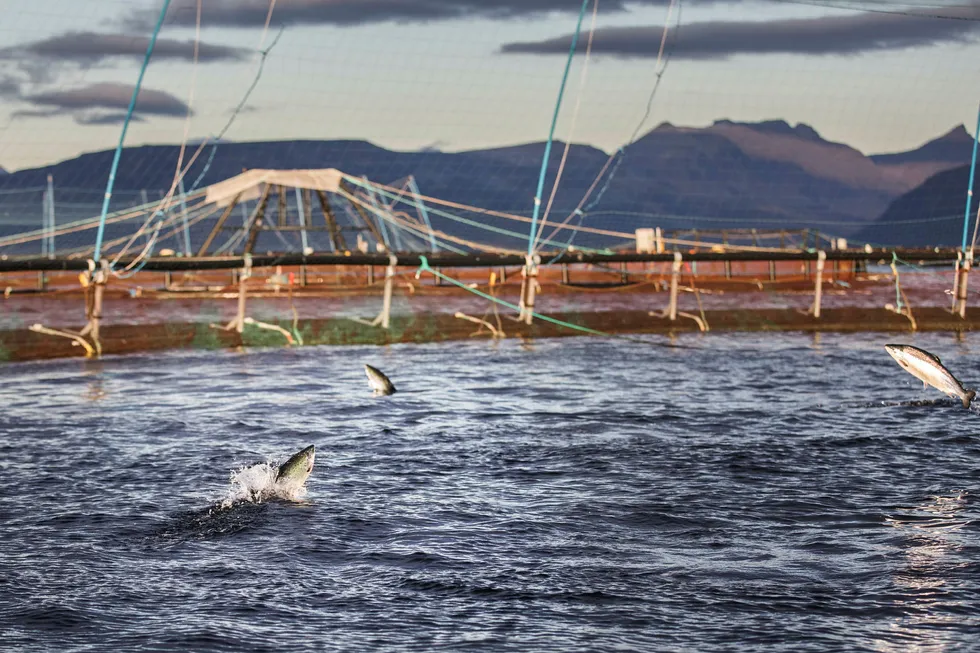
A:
[220, 457, 310, 508]
[149, 455, 312, 545]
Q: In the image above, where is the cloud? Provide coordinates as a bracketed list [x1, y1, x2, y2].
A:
[0, 31, 248, 84]
[22, 83, 191, 118]
[125, 0, 672, 29]
[10, 108, 62, 120]
[13, 109, 148, 126]
[4, 31, 249, 66]
[74, 112, 148, 126]
[0, 32, 250, 83]
[500, 7, 980, 59]
[0, 75, 19, 98]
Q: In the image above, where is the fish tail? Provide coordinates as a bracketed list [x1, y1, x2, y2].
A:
[964, 390, 976, 409]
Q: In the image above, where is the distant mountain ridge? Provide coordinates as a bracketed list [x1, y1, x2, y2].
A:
[870, 125, 974, 166]
[0, 120, 973, 250]
[854, 162, 979, 247]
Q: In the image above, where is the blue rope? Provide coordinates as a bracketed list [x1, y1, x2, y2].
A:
[527, 0, 591, 258]
[93, 0, 172, 263]
[962, 101, 980, 252]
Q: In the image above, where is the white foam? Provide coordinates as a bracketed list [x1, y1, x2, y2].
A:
[219, 458, 309, 508]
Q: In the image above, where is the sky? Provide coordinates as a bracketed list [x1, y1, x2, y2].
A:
[0, 0, 978, 174]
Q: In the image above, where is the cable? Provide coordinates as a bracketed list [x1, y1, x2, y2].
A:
[527, 0, 592, 258]
[534, 0, 600, 253]
[93, 0, 173, 263]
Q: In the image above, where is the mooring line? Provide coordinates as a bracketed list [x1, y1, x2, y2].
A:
[93, 0, 172, 263]
[416, 256, 699, 349]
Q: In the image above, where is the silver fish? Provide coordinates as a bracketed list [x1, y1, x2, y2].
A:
[275, 445, 316, 488]
[364, 364, 396, 396]
[885, 344, 975, 408]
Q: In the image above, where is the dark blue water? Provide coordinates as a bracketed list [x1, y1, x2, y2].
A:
[1, 333, 979, 652]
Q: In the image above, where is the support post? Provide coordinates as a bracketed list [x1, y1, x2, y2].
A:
[315, 189, 346, 251]
[518, 254, 540, 325]
[380, 254, 396, 329]
[90, 265, 106, 355]
[198, 192, 244, 256]
[957, 254, 971, 319]
[295, 186, 309, 285]
[341, 180, 386, 247]
[668, 251, 682, 321]
[278, 185, 287, 228]
[812, 250, 826, 318]
[244, 187, 273, 255]
[951, 250, 962, 314]
[231, 254, 252, 333]
[78, 259, 108, 357]
[654, 226, 664, 254]
[561, 263, 570, 284]
[294, 186, 310, 255]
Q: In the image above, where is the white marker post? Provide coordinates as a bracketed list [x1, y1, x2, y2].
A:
[812, 250, 826, 319]
[668, 251, 682, 321]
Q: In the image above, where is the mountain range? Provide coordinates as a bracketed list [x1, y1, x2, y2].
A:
[0, 120, 975, 249]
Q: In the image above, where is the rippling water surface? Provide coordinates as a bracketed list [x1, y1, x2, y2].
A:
[2, 333, 979, 651]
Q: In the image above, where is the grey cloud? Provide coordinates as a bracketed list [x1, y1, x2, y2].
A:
[10, 107, 149, 126]
[23, 83, 191, 118]
[125, 0, 672, 29]
[0, 75, 20, 98]
[10, 108, 62, 120]
[74, 112, 148, 126]
[500, 7, 980, 59]
[7, 31, 248, 65]
[0, 31, 248, 84]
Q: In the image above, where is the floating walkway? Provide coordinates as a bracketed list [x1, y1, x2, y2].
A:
[1, 306, 977, 364]
[0, 247, 974, 363]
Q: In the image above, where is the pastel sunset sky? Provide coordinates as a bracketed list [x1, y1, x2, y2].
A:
[0, 0, 977, 172]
